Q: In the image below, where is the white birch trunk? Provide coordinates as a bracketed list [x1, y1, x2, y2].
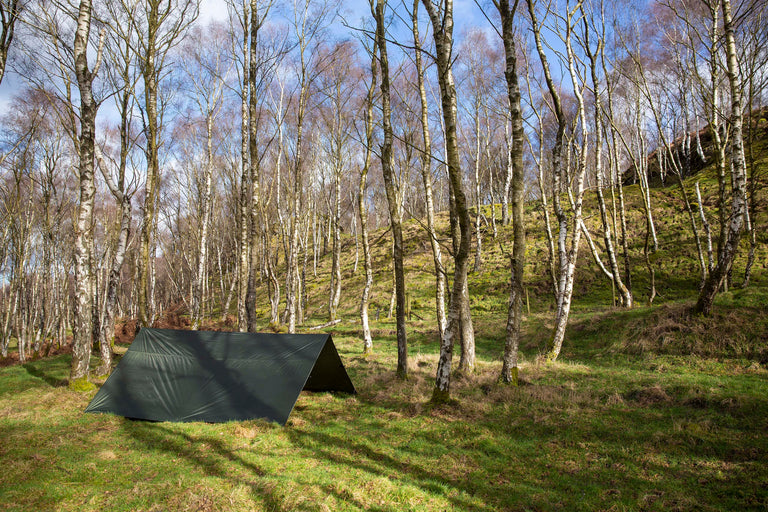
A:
[412, 0, 446, 343]
[695, 0, 748, 314]
[70, 0, 102, 384]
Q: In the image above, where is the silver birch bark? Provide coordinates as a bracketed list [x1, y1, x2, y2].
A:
[328, 161, 341, 321]
[540, 0, 587, 362]
[485, 116, 498, 240]
[70, 0, 103, 385]
[186, 34, 227, 329]
[325, 59, 350, 323]
[495, 0, 525, 385]
[373, 0, 408, 379]
[137, 1, 161, 328]
[246, 0, 269, 333]
[191, 112, 216, 329]
[412, 0, 447, 344]
[695, 0, 748, 315]
[422, 0, 474, 399]
[695, 181, 714, 272]
[271, 82, 286, 317]
[527, 0, 572, 362]
[286, 0, 325, 333]
[602, 50, 632, 296]
[524, 66, 558, 300]
[626, 46, 707, 289]
[94, 5, 140, 373]
[623, 100, 658, 302]
[584, 16, 631, 308]
[136, 0, 197, 327]
[501, 123, 512, 227]
[94, 144, 133, 376]
[700, 3, 730, 272]
[742, 63, 759, 288]
[285, 51, 307, 334]
[359, 37, 377, 355]
[237, 0, 250, 331]
[473, 94, 483, 273]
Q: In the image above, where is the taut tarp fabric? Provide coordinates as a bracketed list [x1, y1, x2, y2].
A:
[85, 328, 355, 425]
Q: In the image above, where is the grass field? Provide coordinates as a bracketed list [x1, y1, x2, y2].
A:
[1, 298, 767, 511]
[2, 129, 768, 511]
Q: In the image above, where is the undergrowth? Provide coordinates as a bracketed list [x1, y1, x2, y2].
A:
[1, 121, 767, 511]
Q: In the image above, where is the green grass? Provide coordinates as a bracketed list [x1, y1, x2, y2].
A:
[2, 118, 768, 510]
[2, 314, 767, 511]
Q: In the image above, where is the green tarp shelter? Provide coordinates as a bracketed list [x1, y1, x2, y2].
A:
[85, 327, 355, 425]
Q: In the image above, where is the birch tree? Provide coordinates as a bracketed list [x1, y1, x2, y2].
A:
[230, 0, 250, 331]
[0, 0, 21, 85]
[695, 0, 747, 314]
[180, 23, 229, 329]
[422, 0, 475, 398]
[624, 32, 708, 290]
[583, 4, 631, 308]
[319, 41, 358, 323]
[493, 0, 526, 384]
[284, 0, 336, 333]
[526, 0, 590, 363]
[135, 0, 198, 328]
[70, 0, 105, 385]
[244, 0, 278, 332]
[373, 0, 408, 378]
[90, 0, 145, 374]
[741, 7, 768, 288]
[412, 0, 447, 343]
[358, 35, 377, 353]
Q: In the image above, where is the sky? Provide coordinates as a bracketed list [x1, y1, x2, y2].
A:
[0, 0, 485, 115]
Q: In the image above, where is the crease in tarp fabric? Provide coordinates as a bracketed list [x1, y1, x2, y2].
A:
[84, 327, 356, 425]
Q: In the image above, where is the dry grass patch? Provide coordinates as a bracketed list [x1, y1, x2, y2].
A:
[624, 302, 768, 360]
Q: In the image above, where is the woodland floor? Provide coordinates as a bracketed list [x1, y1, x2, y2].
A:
[2, 146, 768, 510]
[1, 290, 767, 511]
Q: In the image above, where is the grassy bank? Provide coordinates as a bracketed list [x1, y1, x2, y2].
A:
[2, 124, 767, 511]
[2, 304, 767, 511]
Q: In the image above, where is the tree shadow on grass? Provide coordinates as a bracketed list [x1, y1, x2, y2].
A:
[22, 362, 68, 388]
[285, 425, 488, 511]
[121, 420, 288, 510]
[285, 389, 761, 512]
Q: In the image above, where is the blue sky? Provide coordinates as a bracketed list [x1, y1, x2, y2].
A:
[0, 0, 486, 114]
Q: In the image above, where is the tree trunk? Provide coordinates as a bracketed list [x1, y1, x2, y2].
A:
[374, 0, 407, 379]
[473, 95, 483, 273]
[359, 37, 377, 355]
[246, 0, 262, 333]
[412, 0, 446, 344]
[422, 0, 473, 400]
[328, 167, 341, 321]
[237, 9, 250, 332]
[497, 0, 525, 384]
[585, 27, 632, 308]
[543, 0, 587, 362]
[70, 0, 101, 385]
[98, 193, 130, 375]
[695, 0, 747, 315]
[695, 182, 714, 272]
[137, 1, 163, 330]
[192, 113, 215, 329]
[742, 77, 758, 288]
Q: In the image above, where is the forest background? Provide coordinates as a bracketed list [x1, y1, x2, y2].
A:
[0, 0, 767, 508]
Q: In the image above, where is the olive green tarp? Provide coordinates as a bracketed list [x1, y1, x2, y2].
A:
[85, 327, 355, 425]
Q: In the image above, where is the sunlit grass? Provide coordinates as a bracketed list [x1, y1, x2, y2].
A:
[2, 309, 768, 512]
[2, 133, 767, 510]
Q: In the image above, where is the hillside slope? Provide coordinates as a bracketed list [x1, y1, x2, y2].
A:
[1, 130, 766, 512]
[288, 126, 768, 365]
